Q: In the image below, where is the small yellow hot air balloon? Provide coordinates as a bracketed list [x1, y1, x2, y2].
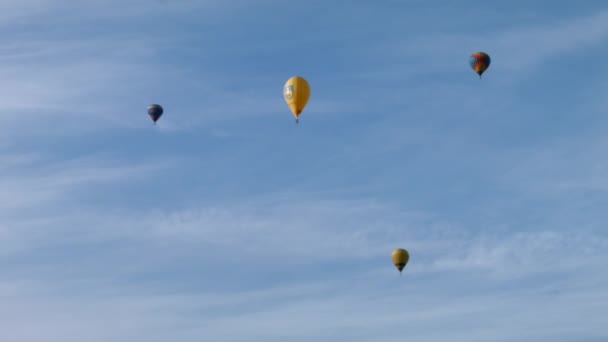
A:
[391, 248, 409, 275]
[283, 76, 310, 124]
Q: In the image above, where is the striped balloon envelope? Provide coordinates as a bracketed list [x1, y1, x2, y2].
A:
[470, 52, 491, 78]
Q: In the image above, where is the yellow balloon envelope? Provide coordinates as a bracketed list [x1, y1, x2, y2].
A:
[391, 248, 409, 274]
[283, 76, 310, 123]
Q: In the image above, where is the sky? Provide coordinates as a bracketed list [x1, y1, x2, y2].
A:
[1, 0, 608, 341]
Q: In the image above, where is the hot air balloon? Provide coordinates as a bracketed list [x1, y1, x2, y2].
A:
[391, 248, 409, 275]
[147, 104, 163, 125]
[470, 52, 491, 78]
[283, 76, 310, 124]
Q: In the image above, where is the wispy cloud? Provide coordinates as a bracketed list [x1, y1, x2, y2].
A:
[0, 152, 173, 212]
[1, 239, 606, 342]
[4, 191, 605, 278]
[2, 182, 607, 341]
[0, 1, 282, 137]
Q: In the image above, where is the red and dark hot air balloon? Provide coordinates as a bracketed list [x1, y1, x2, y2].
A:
[469, 52, 491, 78]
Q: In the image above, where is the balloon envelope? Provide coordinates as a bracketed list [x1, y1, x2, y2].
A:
[147, 104, 163, 123]
[391, 248, 409, 272]
[283, 76, 310, 121]
[470, 52, 491, 77]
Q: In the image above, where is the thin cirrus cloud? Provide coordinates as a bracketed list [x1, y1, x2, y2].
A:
[0, 254, 606, 342]
[1, 190, 607, 341]
[0, 152, 174, 213]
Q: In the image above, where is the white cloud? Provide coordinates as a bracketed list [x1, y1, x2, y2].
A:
[0, 0, 242, 24]
[3, 190, 605, 279]
[1, 260, 606, 341]
[0, 152, 173, 212]
[1, 179, 607, 341]
[430, 230, 608, 278]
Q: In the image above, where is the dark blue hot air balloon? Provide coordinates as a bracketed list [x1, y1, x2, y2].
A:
[147, 104, 163, 125]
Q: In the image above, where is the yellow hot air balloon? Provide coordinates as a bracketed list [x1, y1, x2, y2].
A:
[283, 76, 310, 123]
[391, 248, 409, 275]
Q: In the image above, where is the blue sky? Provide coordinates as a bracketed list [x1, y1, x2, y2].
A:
[1, 1, 608, 341]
